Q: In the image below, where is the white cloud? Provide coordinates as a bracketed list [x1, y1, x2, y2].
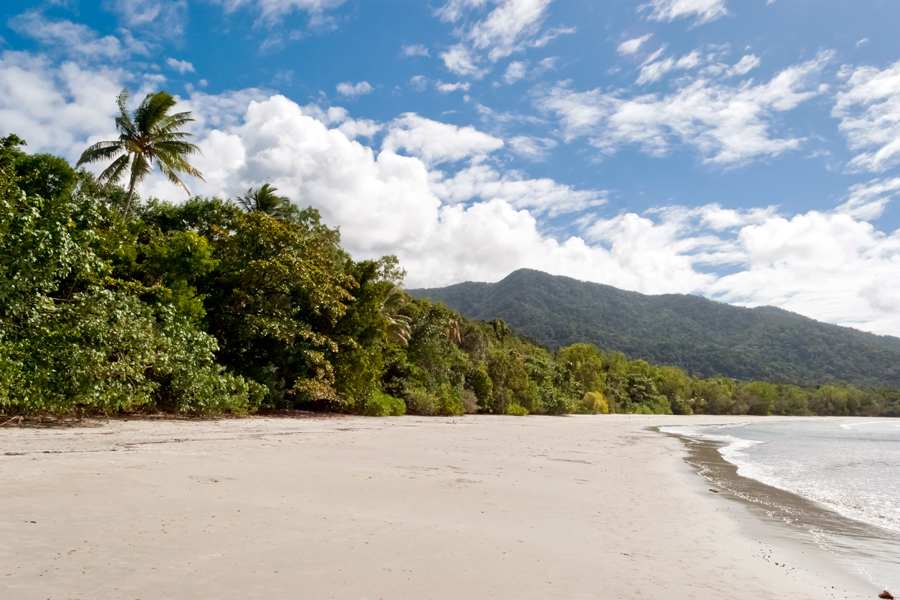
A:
[409, 75, 428, 91]
[0, 51, 132, 161]
[833, 60, 900, 173]
[436, 0, 573, 78]
[502, 60, 527, 84]
[617, 34, 652, 56]
[707, 208, 900, 334]
[537, 51, 833, 165]
[642, 0, 728, 25]
[8, 10, 151, 61]
[166, 57, 195, 74]
[104, 0, 188, 38]
[636, 50, 701, 84]
[726, 54, 760, 77]
[381, 113, 503, 165]
[435, 80, 471, 93]
[209, 0, 345, 23]
[435, 0, 490, 22]
[837, 177, 900, 221]
[431, 163, 605, 216]
[507, 135, 557, 161]
[857, 38, 870, 48]
[336, 80, 373, 96]
[440, 44, 488, 78]
[401, 44, 430, 57]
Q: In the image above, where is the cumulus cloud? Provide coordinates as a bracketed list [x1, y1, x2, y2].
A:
[617, 34, 652, 56]
[537, 51, 833, 165]
[336, 80, 373, 96]
[437, 0, 573, 78]
[382, 113, 503, 165]
[431, 163, 605, 216]
[401, 44, 430, 57]
[8, 10, 151, 60]
[833, 60, 900, 173]
[0, 52, 133, 161]
[435, 80, 471, 93]
[642, 0, 728, 25]
[166, 57, 195, 74]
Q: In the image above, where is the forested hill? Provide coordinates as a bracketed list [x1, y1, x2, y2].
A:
[409, 269, 900, 387]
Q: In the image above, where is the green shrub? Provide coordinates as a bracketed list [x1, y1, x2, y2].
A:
[361, 389, 406, 416]
[508, 403, 529, 416]
[436, 382, 465, 416]
[404, 385, 438, 415]
[581, 391, 609, 414]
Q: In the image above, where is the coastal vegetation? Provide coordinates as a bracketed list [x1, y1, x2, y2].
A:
[2, 91, 899, 419]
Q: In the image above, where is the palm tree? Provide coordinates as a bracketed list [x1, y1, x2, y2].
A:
[236, 184, 294, 218]
[77, 87, 204, 217]
[380, 286, 412, 347]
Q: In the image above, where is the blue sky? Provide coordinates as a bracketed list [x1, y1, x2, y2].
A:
[3, 0, 900, 336]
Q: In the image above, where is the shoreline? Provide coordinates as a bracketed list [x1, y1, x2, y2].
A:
[0, 414, 880, 599]
[660, 420, 900, 594]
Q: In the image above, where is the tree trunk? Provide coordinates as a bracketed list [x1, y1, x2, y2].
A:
[123, 171, 138, 218]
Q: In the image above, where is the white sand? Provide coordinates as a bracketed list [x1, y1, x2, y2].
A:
[0, 414, 873, 599]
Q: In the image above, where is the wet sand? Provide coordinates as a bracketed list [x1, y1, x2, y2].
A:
[0, 414, 875, 599]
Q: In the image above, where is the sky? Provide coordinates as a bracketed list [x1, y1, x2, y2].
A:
[2, 0, 900, 337]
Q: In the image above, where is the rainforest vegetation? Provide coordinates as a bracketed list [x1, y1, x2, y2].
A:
[2, 91, 899, 419]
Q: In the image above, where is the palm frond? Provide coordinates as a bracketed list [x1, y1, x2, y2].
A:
[98, 153, 130, 183]
[76, 140, 125, 167]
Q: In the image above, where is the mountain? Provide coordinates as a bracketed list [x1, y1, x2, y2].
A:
[409, 269, 900, 387]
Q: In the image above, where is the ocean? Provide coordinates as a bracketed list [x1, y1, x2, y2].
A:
[661, 420, 900, 592]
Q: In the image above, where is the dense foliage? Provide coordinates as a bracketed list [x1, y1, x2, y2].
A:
[410, 268, 900, 388]
[2, 137, 899, 419]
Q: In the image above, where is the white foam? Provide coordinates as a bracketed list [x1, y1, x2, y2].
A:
[668, 423, 900, 534]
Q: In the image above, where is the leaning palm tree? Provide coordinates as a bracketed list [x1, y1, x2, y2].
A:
[380, 286, 412, 347]
[77, 88, 204, 217]
[236, 184, 292, 217]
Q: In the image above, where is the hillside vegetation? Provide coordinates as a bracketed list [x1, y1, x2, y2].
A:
[410, 269, 900, 388]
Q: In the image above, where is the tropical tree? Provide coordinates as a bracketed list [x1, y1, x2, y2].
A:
[381, 286, 412, 347]
[76, 88, 204, 217]
[236, 183, 296, 219]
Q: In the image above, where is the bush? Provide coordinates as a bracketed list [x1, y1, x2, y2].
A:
[460, 389, 478, 414]
[508, 403, 529, 416]
[581, 391, 609, 414]
[361, 390, 406, 416]
[404, 385, 438, 415]
[436, 382, 465, 416]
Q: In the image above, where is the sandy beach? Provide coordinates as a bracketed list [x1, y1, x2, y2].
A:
[0, 415, 874, 599]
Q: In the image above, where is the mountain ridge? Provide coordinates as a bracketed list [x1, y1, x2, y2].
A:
[409, 269, 900, 387]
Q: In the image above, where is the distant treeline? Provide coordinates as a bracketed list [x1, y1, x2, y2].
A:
[1, 135, 898, 418]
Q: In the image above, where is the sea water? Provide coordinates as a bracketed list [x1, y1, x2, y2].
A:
[661, 420, 900, 591]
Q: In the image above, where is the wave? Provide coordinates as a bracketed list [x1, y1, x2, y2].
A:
[664, 423, 900, 535]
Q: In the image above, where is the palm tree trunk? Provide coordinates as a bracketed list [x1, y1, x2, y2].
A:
[123, 171, 138, 218]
